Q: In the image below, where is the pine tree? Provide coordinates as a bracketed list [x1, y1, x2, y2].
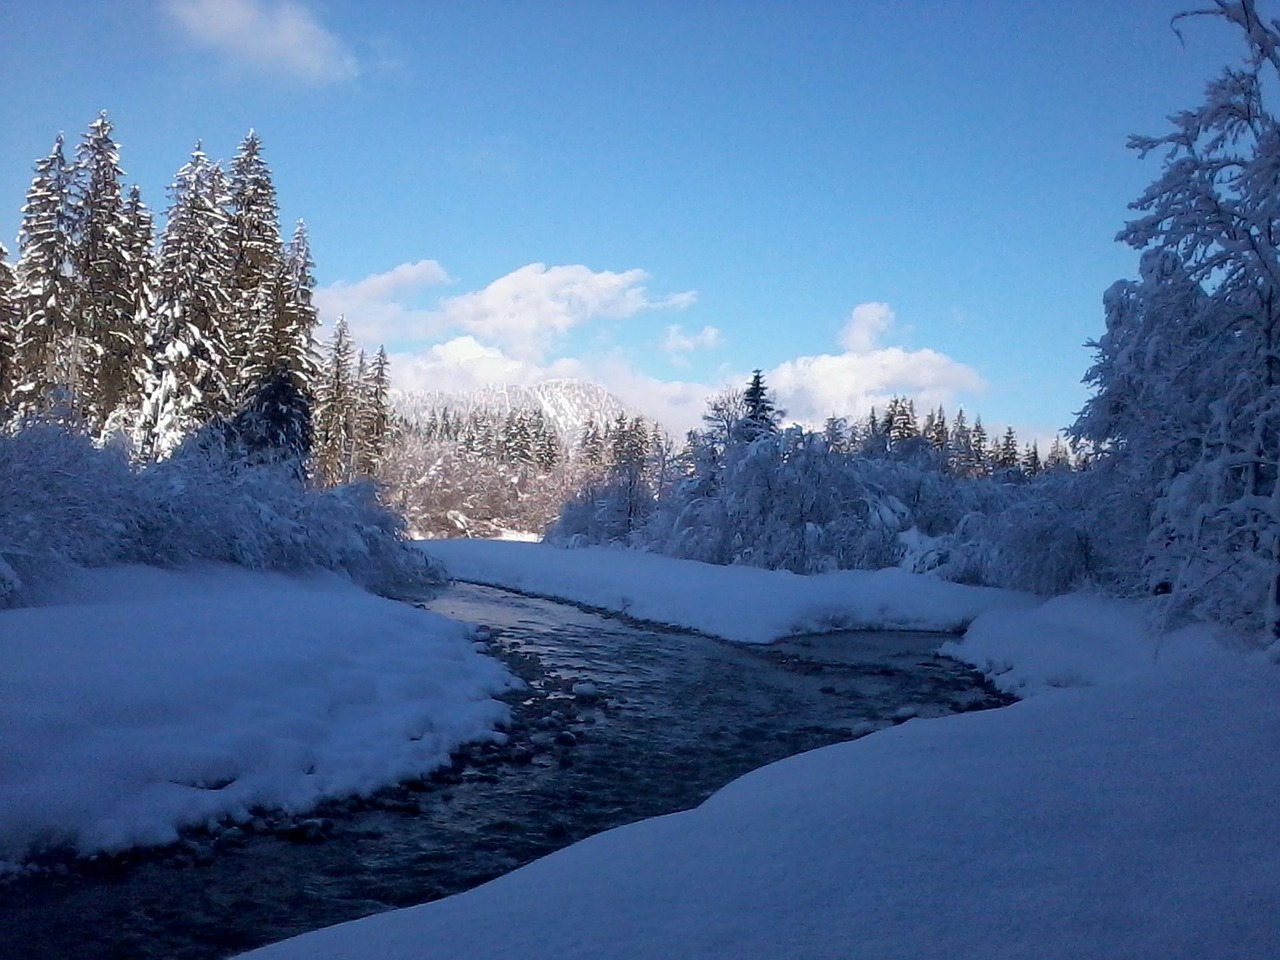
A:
[737, 369, 781, 441]
[1045, 435, 1072, 472]
[580, 420, 606, 465]
[313, 317, 356, 485]
[970, 417, 989, 476]
[141, 144, 235, 458]
[922, 405, 948, 452]
[68, 112, 146, 430]
[13, 135, 76, 415]
[949, 408, 974, 476]
[226, 131, 288, 397]
[259, 219, 321, 397]
[1021, 441, 1041, 476]
[885, 396, 919, 447]
[354, 344, 392, 477]
[822, 415, 848, 452]
[997, 426, 1020, 469]
[0, 242, 17, 412]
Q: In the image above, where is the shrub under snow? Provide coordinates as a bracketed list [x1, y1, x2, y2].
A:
[0, 423, 442, 606]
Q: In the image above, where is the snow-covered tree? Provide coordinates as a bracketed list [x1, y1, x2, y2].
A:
[738, 369, 781, 441]
[1076, 0, 1280, 637]
[354, 344, 393, 477]
[313, 317, 357, 485]
[68, 112, 147, 430]
[140, 144, 235, 459]
[13, 135, 76, 416]
[227, 131, 291, 398]
[0, 242, 17, 412]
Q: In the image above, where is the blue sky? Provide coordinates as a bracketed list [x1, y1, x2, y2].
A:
[0, 1, 1247, 438]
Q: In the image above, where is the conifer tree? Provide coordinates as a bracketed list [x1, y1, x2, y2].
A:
[885, 396, 919, 447]
[68, 112, 146, 429]
[242, 219, 321, 399]
[0, 242, 16, 411]
[1045, 435, 1072, 472]
[140, 144, 235, 458]
[737, 369, 781, 441]
[1021, 441, 1041, 476]
[313, 317, 356, 485]
[354, 344, 392, 477]
[13, 135, 76, 415]
[923, 405, 948, 451]
[227, 131, 288, 396]
[970, 417, 989, 475]
[997, 426, 1020, 469]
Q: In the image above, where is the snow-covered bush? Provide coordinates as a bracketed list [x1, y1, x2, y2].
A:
[0, 421, 441, 606]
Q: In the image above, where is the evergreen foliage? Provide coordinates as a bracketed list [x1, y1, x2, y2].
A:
[14, 135, 75, 416]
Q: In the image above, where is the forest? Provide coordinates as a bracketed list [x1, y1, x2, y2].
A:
[2, 0, 1280, 643]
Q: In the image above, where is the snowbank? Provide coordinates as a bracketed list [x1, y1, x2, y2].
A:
[0, 564, 516, 867]
[420, 539, 1032, 641]
[239, 559, 1280, 960]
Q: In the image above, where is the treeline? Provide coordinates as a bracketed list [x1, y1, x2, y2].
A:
[552, 2, 1280, 642]
[0, 115, 432, 601]
[384, 403, 670, 539]
[0, 112, 390, 477]
[548, 370, 1079, 587]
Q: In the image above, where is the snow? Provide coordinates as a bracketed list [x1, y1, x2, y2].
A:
[0, 564, 516, 869]
[237, 542, 1280, 960]
[420, 539, 1034, 641]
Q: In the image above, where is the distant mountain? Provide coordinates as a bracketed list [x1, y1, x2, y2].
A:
[393, 378, 637, 445]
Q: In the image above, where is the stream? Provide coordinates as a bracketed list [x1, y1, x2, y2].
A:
[0, 582, 1012, 960]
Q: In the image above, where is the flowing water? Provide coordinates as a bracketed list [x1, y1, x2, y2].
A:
[0, 582, 1012, 960]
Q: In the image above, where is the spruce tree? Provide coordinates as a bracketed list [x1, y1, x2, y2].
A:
[141, 144, 235, 458]
[354, 345, 392, 477]
[997, 426, 1020, 469]
[0, 242, 16, 412]
[13, 135, 76, 415]
[737, 369, 781, 441]
[68, 112, 145, 430]
[227, 131, 288, 397]
[313, 317, 356, 485]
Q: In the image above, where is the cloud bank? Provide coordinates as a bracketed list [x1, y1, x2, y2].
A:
[319, 262, 981, 436]
[767, 303, 984, 427]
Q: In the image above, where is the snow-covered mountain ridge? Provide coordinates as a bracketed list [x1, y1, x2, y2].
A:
[393, 378, 638, 443]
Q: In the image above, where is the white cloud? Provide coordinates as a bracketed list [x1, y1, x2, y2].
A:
[767, 347, 984, 427]
[342, 260, 451, 300]
[165, 0, 359, 85]
[317, 261, 696, 359]
[389, 337, 577, 395]
[388, 338, 714, 436]
[662, 324, 722, 363]
[838, 302, 895, 353]
[434, 263, 696, 362]
[759, 300, 984, 427]
[315, 260, 451, 343]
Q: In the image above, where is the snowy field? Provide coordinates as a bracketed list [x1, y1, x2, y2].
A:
[236, 539, 1280, 960]
[0, 564, 516, 870]
[421, 539, 1033, 640]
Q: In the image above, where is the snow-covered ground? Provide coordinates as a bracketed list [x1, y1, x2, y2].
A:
[421, 539, 1033, 640]
[0, 564, 516, 871]
[236, 539, 1280, 960]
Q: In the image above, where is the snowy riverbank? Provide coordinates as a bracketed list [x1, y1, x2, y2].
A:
[236, 540, 1280, 960]
[420, 539, 1033, 640]
[0, 564, 516, 871]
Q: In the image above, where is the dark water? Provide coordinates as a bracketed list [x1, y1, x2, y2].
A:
[0, 582, 1011, 960]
